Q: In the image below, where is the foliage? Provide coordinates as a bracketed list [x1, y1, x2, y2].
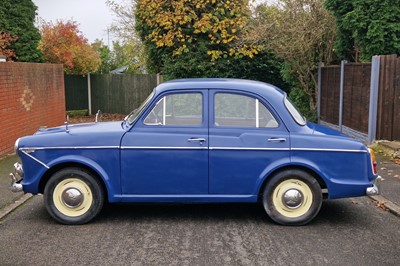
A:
[66, 109, 89, 117]
[288, 87, 317, 122]
[92, 40, 117, 74]
[246, 0, 336, 112]
[0, 31, 18, 61]
[39, 20, 101, 74]
[0, 0, 42, 62]
[163, 43, 288, 91]
[113, 41, 146, 73]
[93, 39, 145, 74]
[109, 0, 287, 92]
[134, 0, 261, 72]
[325, 0, 400, 62]
[107, 0, 147, 73]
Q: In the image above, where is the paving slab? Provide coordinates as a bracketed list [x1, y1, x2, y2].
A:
[377, 157, 400, 205]
[0, 154, 24, 210]
[379, 140, 400, 151]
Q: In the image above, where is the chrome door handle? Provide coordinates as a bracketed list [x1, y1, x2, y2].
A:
[267, 137, 287, 142]
[188, 138, 206, 143]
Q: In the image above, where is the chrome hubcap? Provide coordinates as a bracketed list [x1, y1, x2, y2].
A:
[282, 189, 304, 209]
[62, 188, 84, 208]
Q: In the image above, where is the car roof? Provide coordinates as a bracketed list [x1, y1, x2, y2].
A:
[155, 78, 286, 99]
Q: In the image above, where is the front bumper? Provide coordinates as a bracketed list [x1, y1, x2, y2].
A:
[10, 162, 23, 193]
[366, 175, 382, 196]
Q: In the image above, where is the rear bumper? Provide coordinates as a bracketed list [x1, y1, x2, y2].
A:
[366, 176, 382, 196]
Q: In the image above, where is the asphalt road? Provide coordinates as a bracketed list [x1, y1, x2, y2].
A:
[1, 196, 399, 266]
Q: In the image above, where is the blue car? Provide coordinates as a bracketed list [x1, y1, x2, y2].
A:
[10, 79, 381, 225]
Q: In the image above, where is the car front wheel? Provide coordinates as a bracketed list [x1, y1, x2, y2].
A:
[262, 169, 322, 225]
[44, 167, 104, 225]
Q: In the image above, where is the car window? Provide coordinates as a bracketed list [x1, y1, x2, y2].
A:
[144, 93, 202, 126]
[284, 95, 306, 126]
[214, 93, 278, 128]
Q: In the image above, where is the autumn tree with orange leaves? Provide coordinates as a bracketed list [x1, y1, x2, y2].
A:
[39, 20, 101, 74]
[0, 31, 18, 61]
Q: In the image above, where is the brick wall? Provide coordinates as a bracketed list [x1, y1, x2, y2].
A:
[0, 62, 65, 156]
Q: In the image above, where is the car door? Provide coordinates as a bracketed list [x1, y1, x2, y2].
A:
[209, 90, 290, 195]
[120, 90, 209, 195]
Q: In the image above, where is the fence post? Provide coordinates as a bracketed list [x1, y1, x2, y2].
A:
[317, 62, 323, 124]
[339, 60, 347, 132]
[157, 73, 161, 85]
[368, 56, 380, 144]
[87, 73, 92, 115]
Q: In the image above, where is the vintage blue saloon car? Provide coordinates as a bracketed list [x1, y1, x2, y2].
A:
[10, 79, 380, 225]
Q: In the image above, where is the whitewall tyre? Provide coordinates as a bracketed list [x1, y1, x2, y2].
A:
[44, 167, 104, 225]
[263, 169, 322, 225]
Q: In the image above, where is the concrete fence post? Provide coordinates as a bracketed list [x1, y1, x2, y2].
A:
[317, 62, 323, 124]
[87, 73, 92, 115]
[157, 73, 161, 85]
[368, 56, 380, 144]
[339, 60, 347, 132]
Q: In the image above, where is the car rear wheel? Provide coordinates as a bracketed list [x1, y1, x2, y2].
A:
[262, 169, 322, 225]
[44, 167, 104, 225]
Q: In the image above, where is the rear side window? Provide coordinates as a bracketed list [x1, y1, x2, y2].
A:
[284, 96, 306, 126]
[214, 93, 278, 128]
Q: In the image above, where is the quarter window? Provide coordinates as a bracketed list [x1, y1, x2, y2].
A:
[144, 93, 202, 126]
[214, 93, 278, 128]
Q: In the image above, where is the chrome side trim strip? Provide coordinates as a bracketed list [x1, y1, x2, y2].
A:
[18, 146, 366, 153]
[291, 148, 367, 153]
[121, 146, 208, 150]
[210, 147, 290, 151]
[21, 150, 50, 169]
[20, 146, 119, 151]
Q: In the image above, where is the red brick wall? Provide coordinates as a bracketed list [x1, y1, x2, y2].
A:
[0, 62, 65, 156]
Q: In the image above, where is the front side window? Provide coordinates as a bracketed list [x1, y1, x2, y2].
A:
[127, 91, 155, 125]
[144, 93, 202, 126]
[214, 93, 278, 128]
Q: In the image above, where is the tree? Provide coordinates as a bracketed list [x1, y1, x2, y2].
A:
[113, 41, 146, 73]
[134, 0, 261, 72]
[325, 0, 400, 62]
[92, 39, 117, 74]
[107, 0, 147, 73]
[39, 20, 101, 74]
[245, 0, 336, 116]
[108, 0, 285, 90]
[163, 44, 288, 90]
[93, 39, 145, 74]
[0, 0, 42, 62]
[0, 31, 18, 61]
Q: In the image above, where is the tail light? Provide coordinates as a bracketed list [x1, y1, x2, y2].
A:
[368, 148, 377, 175]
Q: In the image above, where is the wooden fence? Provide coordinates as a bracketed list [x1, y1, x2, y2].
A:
[319, 54, 400, 142]
[64, 74, 162, 115]
[377, 55, 400, 141]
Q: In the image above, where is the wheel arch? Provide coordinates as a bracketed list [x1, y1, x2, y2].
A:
[39, 162, 109, 202]
[258, 164, 328, 201]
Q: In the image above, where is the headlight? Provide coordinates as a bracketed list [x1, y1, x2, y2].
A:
[14, 138, 20, 153]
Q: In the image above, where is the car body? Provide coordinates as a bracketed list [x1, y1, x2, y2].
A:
[10, 78, 381, 225]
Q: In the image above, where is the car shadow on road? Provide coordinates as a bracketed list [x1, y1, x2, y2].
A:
[90, 198, 372, 226]
[26, 195, 376, 227]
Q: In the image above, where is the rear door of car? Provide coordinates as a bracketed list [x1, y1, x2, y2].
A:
[208, 89, 290, 195]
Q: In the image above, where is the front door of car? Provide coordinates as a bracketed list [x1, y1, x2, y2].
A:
[209, 90, 290, 195]
[120, 90, 208, 195]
